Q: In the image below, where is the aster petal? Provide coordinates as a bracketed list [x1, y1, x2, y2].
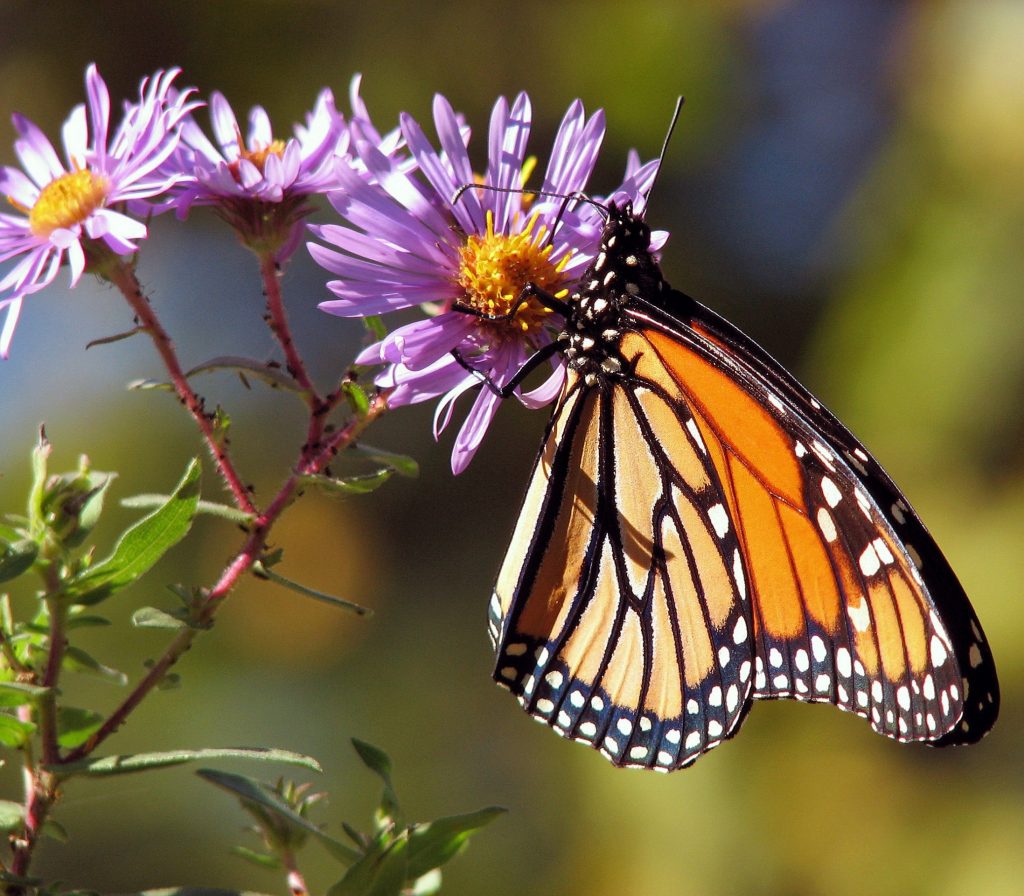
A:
[0, 295, 25, 358]
[84, 63, 111, 168]
[61, 104, 89, 167]
[365, 312, 475, 370]
[208, 92, 242, 157]
[432, 374, 479, 438]
[64, 237, 86, 285]
[543, 106, 605, 197]
[247, 105, 274, 149]
[401, 110, 482, 235]
[486, 92, 531, 233]
[311, 223, 450, 277]
[451, 386, 503, 475]
[87, 208, 148, 253]
[0, 166, 40, 209]
[12, 115, 65, 187]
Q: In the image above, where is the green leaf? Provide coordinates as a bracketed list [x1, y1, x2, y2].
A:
[65, 613, 112, 629]
[0, 539, 37, 584]
[252, 563, 370, 616]
[55, 747, 323, 779]
[0, 712, 36, 747]
[132, 606, 188, 630]
[126, 378, 175, 392]
[341, 381, 370, 416]
[351, 444, 419, 478]
[232, 845, 283, 870]
[62, 645, 127, 684]
[362, 315, 388, 342]
[407, 869, 442, 896]
[0, 682, 52, 707]
[86, 325, 145, 349]
[0, 799, 24, 832]
[63, 469, 116, 548]
[121, 495, 254, 526]
[328, 836, 409, 896]
[405, 807, 506, 880]
[67, 459, 201, 605]
[28, 430, 51, 531]
[300, 469, 393, 496]
[352, 739, 400, 829]
[41, 818, 69, 843]
[197, 769, 359, 865]
[56, 706, 105, 749]
[185, 355, 304, 393]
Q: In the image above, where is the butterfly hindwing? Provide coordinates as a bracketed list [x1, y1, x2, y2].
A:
[492, 362, 754, 770]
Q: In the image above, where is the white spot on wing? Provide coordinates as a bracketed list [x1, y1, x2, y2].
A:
[821, 476, 842, 508]
[708, 503, 729, 538]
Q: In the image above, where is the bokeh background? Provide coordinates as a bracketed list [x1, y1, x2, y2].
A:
[1, 1, 1022, 894]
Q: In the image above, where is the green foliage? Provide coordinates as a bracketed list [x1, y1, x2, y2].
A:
[202, 740, 505, 896]
[67, 459, 201, 605]
[55, 747, 322, 780]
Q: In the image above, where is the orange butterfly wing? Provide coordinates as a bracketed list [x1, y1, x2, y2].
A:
[487, 202, 997, 769]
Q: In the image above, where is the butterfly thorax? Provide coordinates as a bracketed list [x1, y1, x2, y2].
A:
[559, 202, 667, 387]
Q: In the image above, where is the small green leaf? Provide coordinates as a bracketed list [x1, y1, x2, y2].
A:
[405, 807, 506, 880]
[56, 706, 105, 749]
[0, 799, 24, 832]
[232, 845, 283, 870]
[407, 868, 442, 896]
[329, 836, 409, 896]
[197, 769, 359, 865]
[362, 315, 388, 342]
[40, 818, 69, 842]
[86, 326, 145, 349]
[121, 495, 254, 525]
[63, 470, 116, 547]
[351, 444, 419, 478]
[67, 459, 201, 605]
[352, 739, 400, 829]
[0, 682, 52, 707]
[55, 747, 323, 779]
[300, 469, 392, 496]
[126, 378, 175, 392]
[62, 645, 127, 684]
[252, 563, 370, 616]
[341, 381, 370, 416]
[0, 539, 37, 584]
[0, 712, 36, 747]
[185, 355, 304, 393]
[132, 606, 188, 630]
[28, 430, 51, 531]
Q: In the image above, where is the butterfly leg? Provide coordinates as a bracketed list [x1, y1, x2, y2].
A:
[451, 339, 561, 399]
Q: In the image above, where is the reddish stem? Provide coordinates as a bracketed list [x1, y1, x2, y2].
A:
[261, 254, 319, 401]
[109, 263, 257, 516]
[60, 391, 390, 763]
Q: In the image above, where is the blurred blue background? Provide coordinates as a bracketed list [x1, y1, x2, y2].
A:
[1, 1, 1022, 893]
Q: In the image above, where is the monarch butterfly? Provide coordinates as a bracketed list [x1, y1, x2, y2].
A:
[474, 168, 999, 772]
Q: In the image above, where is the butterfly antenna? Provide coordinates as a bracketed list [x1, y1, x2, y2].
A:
[645, 96, 685, 205]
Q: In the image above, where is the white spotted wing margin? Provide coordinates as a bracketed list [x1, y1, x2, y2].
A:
[629, 288, 999, 747]
[490, 368, 756, 771]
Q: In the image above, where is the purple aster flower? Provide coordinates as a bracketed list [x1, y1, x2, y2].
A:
[309, 93, 662, 473]
[0, 64, 195, 357]
[165, 75, 396, 259]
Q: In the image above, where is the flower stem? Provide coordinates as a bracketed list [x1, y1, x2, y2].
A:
[108, 262, 257, 516]
[59, 390, 389, 763]
[260, 253, 320, 402]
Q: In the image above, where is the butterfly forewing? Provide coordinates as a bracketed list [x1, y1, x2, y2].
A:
[632, 297, 993, 743]
[492, 361, 754, 769]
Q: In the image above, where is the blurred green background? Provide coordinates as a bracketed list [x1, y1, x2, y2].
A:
[1, 0, 1022, 893]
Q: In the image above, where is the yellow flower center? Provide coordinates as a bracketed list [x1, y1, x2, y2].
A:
[26, 169, 110, 238]
[456, 211, 570, 335]
[229, 128, 287, 181]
